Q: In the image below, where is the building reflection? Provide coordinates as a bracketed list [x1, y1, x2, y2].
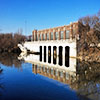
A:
[32, 61, 100, 100]
[18, 53, 100, 100]
[18, 53, 77, 89]
[32, 64, 76, 88]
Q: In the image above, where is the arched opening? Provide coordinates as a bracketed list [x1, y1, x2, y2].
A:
[44, 46, 46, 62]
[48, 46, 51, 63]
[65, 46, 70, 67]
[40, 46, 42, 61]
[53, 46, 57, 64]
[59, 46, 63, 66]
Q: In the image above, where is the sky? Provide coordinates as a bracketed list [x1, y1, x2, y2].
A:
[0, 0, 100, 35]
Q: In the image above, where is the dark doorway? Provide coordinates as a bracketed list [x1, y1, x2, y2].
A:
[44, 46, 46, 62]
[59, 46, 63, 66]
[48, 46, 51, 63]
[53, 46, 57, 64]
[65, 46, 69, 67]
[40, 46, 42, 61]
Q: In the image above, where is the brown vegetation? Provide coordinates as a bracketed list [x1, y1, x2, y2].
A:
[76, 60, 100, 99]
[0, 53, 22, 68]
[78, 10, 100, 62]
[0, 33, 26, 53]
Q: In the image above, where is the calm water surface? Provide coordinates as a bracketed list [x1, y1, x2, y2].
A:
[0, 53, 100, 100]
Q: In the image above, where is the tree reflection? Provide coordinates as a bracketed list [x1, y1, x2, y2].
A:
[76, 60, 100, 100]
[0, 53, 22, 69]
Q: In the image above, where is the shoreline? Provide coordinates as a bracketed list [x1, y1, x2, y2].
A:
[0, 46, 21, 54]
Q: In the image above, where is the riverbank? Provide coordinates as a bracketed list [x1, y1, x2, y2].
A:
[78, 47, 100, 62]
[0, 46, 21, 53]
[0, 52, 22, 67]
[0, 33, 26, 53]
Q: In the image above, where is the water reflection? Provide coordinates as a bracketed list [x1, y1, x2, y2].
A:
[76, 61, 100, 100]
[0, 67, 3, 96]
[32, 64, 76, 87]
[0, 53, 23, 69]
[0, 53, 80, 100]
[18, 53, 100, 100]
[0, 53, 100, 100]
[0, 53, 23, 97]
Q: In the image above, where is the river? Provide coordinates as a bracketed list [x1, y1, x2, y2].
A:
[0, 53, 100, 100]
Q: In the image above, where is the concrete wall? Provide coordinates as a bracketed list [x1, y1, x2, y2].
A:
[24, 39, 76, 57]
[20, 22, 78, 72]
[22, 39, 76, 72]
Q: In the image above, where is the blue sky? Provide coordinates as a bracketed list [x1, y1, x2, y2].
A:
[0, 0, 100, 35]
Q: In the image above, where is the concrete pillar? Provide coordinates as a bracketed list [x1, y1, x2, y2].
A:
[51, 68, 54, 75]
[74, 23, 79, 40]
[38, 34, 40, 41]
[53, 30, 56, 40]
[45, 67, 47, 73]
[63, 27, 66, 40]
[58, 71, 60, 80]
[34, 32, 35, 41]
[63, 72, 66, 82]
[58, 29, 61, 40]
[54, 69, 56, 76]
[63, 30, 66, 40]
[34, 30, 37, 41]
[34, 65, 37, 74]
[48, 68, 51, 77]
[32, 31, 34, 41]
[49, 32, 51, 40]
[70, 22, 73, 39]
[63, 46, 65, 66]
[41, 66, 43, 73]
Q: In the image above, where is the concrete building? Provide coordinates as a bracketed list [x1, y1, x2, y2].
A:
[18, 22, 81, 69]
[32, 22, 79, 41]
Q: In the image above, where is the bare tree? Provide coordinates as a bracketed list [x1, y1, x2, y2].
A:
[0, 33, 26, 53]
[79, 10, 100, 47]
[78, 10, 100, 59]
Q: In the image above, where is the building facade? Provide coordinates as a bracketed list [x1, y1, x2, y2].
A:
[32, 22, 79, 41]
[19, 22, 81, 69]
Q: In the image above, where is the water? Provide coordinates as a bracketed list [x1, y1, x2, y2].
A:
[0, 53, 100, 100]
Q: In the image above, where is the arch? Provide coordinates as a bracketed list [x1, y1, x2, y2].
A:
[65, 46, 70, 67]
[44, 46, 46, 62]
[48, 46, 51, 63]
[53, 46, 57, 64]
[59, 46, 63, 66]
[40, 46, 42, 61]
